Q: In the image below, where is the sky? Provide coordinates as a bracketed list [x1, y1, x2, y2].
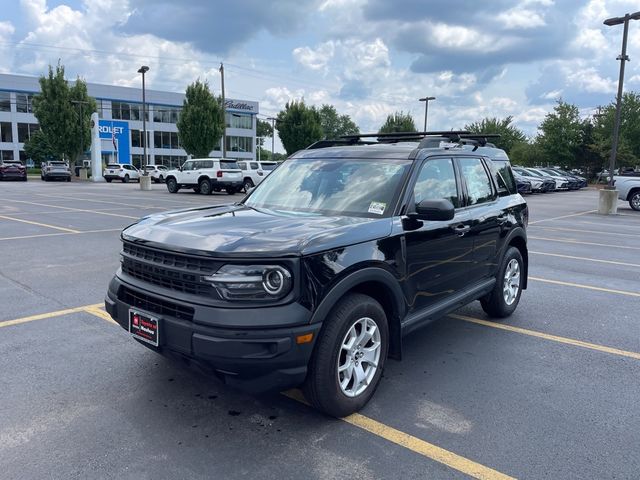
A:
[1, 0, 640, 153]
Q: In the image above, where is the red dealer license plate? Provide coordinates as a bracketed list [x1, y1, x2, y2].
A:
[129, 309, 159, 347]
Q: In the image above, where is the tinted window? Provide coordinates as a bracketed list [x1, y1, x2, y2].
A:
[107, 164, 120, 169]
[488, 160, 517, 194]
[220, 160, 239, 169]
[261, 162, 277, 171]
[182, 161, 195, 171]
[414, 158, 459, 208]
[250, 162, 259, 170]
[237, 161, 247, 170]
[459, 157, 495, 206]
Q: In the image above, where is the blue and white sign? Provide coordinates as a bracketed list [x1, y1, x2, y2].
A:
[98, 120, 130, 164]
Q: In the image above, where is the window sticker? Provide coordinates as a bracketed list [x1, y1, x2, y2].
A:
[368, 201, 386, 215]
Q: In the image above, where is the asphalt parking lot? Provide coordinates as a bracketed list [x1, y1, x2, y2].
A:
[1, 180, 639, 480]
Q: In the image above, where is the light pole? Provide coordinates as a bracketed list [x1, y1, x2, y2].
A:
[267, 116, 276, 160]
[138, 65, 151, 190]
[598, 11, 640, 213]
[220, 62, 227, 158]
[419, 96, 435, 131]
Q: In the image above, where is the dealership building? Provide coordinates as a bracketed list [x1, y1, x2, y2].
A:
[0, 73, 259, 168]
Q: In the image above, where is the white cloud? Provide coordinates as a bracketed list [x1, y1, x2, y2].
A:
[567, 67, 616, 93]
[429, 23, 505, 51]
[497, 8, 546, 29]
[293, 42, 335, 71]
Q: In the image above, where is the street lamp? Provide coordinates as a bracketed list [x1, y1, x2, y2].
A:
[418, 96, 436, 131]
[602, 11, 640, 191]
[137, 65, 150, 190]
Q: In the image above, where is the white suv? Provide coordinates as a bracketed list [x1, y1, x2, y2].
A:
[103, 163, 140, 183]
[143, 164, 169, 183]
[164, 158, 243, 195]
[237, 160, 278, 191]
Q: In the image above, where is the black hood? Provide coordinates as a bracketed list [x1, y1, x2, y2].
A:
[123, 204, 392, 257]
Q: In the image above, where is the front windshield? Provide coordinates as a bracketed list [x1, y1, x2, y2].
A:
[245, 157, 411, 218]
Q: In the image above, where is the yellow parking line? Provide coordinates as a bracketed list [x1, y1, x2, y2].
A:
[529, 210, 596, 225]
[83, 306, 118, 324]
[0, 228, 122, 242]
[531, 225, 640, 238]
[0, 303, 103, 329]
[529, 276, 640, 297]
[528, 236, 640, 251]
[0, 214, 80, 233]
[282, 390, 514, 480]
[450, 313, 640, 361]
[530, 251, 640, 268]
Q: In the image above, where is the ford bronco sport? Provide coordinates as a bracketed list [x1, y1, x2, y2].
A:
[105, 131, 528, 417]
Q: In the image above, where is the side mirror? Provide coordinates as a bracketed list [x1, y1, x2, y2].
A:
[409, 199, 455, 221]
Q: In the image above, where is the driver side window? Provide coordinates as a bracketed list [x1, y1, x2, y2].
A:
[413, 158, 459, 208]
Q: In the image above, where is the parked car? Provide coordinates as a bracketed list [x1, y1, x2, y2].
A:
[512, 167, 553, 192]
[614, 175, 640, 211]
[237, 160, 278, 192]
[514, 174, 532, 194]
[103, 163, 140, 183]
[0, 159, 27, 181]
[105, 133, 529, 417]
[549, 168, 587, 188]
[164, 158, 243, 195]
[526, 167, 569, 190]
[143, 164, 169, 183]
[540, 168, 579, 190]
[41, 161, 71, 182]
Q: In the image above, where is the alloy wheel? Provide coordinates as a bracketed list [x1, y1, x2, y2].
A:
[337, 317, 381, 398]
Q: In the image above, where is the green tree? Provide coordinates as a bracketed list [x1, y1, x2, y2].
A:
[276, 100, 323, 154]
[316, 104, 359, 139]
[592, 92, 640, 168]
[509, 141, 547, 167]
[256, 119, 273, 147]
[576, 119, 606, 178]
[378, 111, 417, 134]
[24, 130, 57, 165]
[537, 99, 582, 168]
[31, 63, 97, 164]
[464, 116, 526, 154]
[177, 79, 224, 158]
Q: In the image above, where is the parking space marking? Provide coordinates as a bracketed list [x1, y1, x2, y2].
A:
[84, 306, 118, 324]
[529, 276, 640, 297]
[283, 390, 514, 480]
[1, 198, 139, 219]
[528, 236, 640, 251]
[0, 303, 103, 329]
[33, 193, 176, 210]
[530, 251, 640, 268]
[0, 228, 122, 242]
[0, 214, 80, 233]
[529, 210, 596, 225]
[530, 225, 640, 238]
[450, 313, 640, 361]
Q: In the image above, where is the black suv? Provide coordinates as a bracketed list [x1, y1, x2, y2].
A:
[105, 132, 528, 417]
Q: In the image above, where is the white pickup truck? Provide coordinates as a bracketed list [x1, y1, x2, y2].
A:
[615, 175, 640, 211]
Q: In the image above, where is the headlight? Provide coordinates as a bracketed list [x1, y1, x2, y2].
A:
[204, 264, 292, 300]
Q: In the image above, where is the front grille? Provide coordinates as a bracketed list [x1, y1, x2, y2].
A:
[121, 242, 219, 296]
[119, 286, 194, 321]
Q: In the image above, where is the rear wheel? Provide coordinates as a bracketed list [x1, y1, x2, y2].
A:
[303, 293, 388, 417]
[166, 177, 179, 193]
[480, 246, 524, 318]
[199, 178, 212, 195]
[123, 174, 130, 183]
[66, 176, 71, 182]
[226, 187, 236, 195]
[629, 190, 640, 211]
[158, 174, 164, 183]
[243, 178, 254, 192]
[106, 178, 112, 183]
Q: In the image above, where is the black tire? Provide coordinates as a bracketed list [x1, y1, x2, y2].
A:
[480, 246, 524, 319]
[158, 175, 164, 183]
[199, 178, 212, 195]
[66, 176, 71, 182]
[629, 190, 640, 211]
[226, 187, 236, 195]
[123, 174, 130, 183]
[166, 177, 179, 193]
[22, 176, 28, 182]
[243, 178, 254, 192]
[106, 178, 112, 183]
[303, 293, 389, 417]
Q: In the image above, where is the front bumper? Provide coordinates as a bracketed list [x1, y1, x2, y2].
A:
[105, 274, 319, 393]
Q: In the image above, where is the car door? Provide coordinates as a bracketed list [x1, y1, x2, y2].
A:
[180, 160, 195, 185]
[403, 157, 475, 315]
[457, 156, 503, 282]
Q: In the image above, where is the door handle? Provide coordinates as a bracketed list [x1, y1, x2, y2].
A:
[451, 224, 470, 236]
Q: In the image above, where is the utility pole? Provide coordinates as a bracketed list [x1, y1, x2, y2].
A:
[418, 96, 436, 131]
[220, 62, 227, 158]
[267, 116, 276, 160]
[138, 65, 151, 191]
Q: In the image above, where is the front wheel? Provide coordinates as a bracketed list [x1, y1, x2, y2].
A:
[199, 178, 212, 195]
[166, 177, 179, 193]
[480, 246, 524, 318]
[123, 174, 130, 183]
[303, 293, 388, 417]
[629, 191, 640, 211]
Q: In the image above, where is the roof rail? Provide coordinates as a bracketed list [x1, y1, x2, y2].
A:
[305, 131, 501, 150]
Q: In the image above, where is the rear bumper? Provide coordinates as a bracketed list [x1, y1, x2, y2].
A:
[44, 172, 71, 178]
[211, 180, 243, 189]
[0, 172, 26, 179]
[105, 275, 319, 393]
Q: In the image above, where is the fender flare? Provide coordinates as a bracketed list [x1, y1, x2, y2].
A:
[502, 226, 528, 289]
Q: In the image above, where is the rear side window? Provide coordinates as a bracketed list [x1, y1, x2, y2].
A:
[414, 157, 460, 208]
[488, 160, 517, 195]
[220, 160, 239, 169]
[107, 164, 120, 169]
[261, 162, 276, 171]
[250, 162, 259, 169]
[237, 161, 247, 170]
[459, 157, 496, 206]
